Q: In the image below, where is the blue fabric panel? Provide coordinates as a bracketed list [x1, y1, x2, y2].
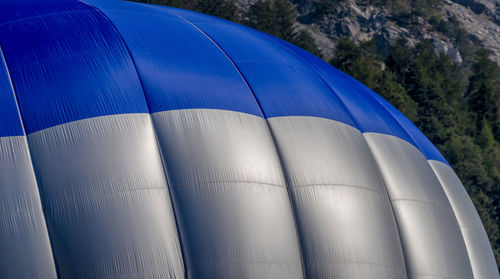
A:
[272, 37, 446, 163]
[169, 8, 356, 126]
[0, 49, 23, 137]
[369, 92, 449, 164]
[270, 37, 416, 146]
[84, 0, 262, 116]
[0, 0, 148, 134]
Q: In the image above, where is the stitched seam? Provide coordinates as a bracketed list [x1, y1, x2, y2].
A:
[44, 187, 167, 211]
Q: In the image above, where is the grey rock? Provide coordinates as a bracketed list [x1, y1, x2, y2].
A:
[234, 0, 499, 64]
[443, 1, 500, 64]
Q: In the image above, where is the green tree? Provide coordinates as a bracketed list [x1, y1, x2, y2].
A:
[330, 38, 382, 89]
[196, 0, 239, 22]
[330, 38, 417, 120]
[273, 0, 298, 42]
[247, 1, 279, 36]
[466, 49, 500, 140]
[131, 0, 239, 21]
[478, 119, 495, 149]
[377, 71, 417, 120]
[246, 0, 321, 56]
[247, 0, 296, 41]
[292, 29, 322, 57]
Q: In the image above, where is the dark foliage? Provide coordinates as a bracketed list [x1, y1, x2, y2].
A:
[245, 0, 322, 56]
[130, 0, 240, 21]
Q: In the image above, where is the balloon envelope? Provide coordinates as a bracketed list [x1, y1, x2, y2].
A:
[0, 0, 497, 278]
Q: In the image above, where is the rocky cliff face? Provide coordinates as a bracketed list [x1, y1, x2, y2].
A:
[443, 0, 500, 64]
[236, 0, 500, 64]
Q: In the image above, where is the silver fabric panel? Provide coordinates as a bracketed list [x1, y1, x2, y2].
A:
[429, 160, 499, 279]
[0, 136, 57, 279]
[152, 109, 304, 279]
[27, 114, 184, 278]
[268, 116, 407, 279]
[364, 133, 474, 279]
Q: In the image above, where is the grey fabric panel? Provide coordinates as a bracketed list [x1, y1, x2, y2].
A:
[152, 109, 304, 279]
[429, 160, 499, 279]
[268, 116, 407, 279]
[0, 136, 57, 279]
[364, 133, 473, 279]
[27, 114, 184, 279]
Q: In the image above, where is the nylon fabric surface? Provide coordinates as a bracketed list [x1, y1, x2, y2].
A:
[0, 25, 57, 277]
[265, 36, 429, 160]
[168, 8, 357, 125]
[27, 114, 184, 278]
[84, 0, 262, 117]
[0, 0, 149, 134]
[79, 1, 305, 276]
[429, 160, 499, 279]
[152, 109, 304, 279]
[365, 133, 473, 279]
[158, 9, 412, 278]
[260, 35, 450, 165]
[0, 0, 498, 278]
[0, 136, 57, 278]
[0, 48, 23, 137]
[268, 116, 407, 278]
[170, 9, 420, 147]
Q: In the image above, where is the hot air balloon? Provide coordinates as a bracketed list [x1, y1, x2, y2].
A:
[0, 0, 497, 278]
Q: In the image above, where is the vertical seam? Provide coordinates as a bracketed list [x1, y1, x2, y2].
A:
[355, 62, 473, 276]
[161, 9, 308, 278]
[427, 160, 478, 277]
[76, 1, 188, 277]
[362, 84, 474, 274]
[0, 45, 60, 278]
[261, 35, 411, 278]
